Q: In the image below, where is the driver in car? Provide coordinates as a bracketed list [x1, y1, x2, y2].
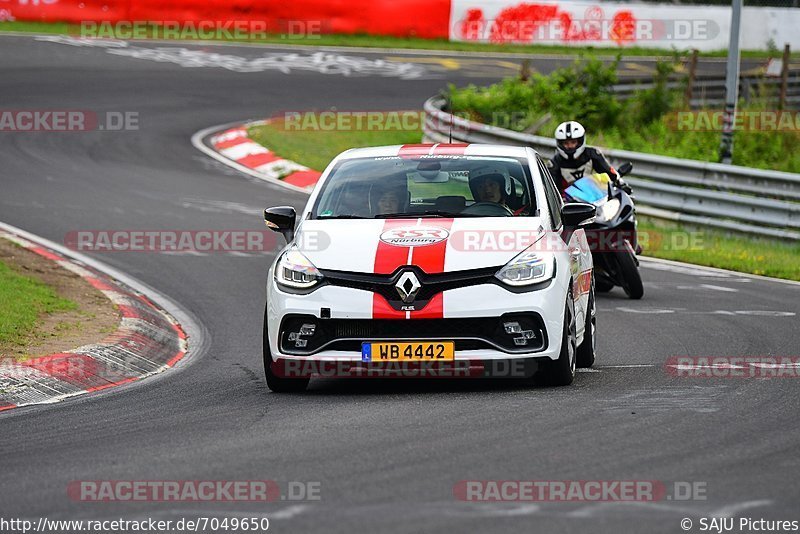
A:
[374, 188, 402, 215]
[369, 177, 408, 216]
[469, 166, 512, 210]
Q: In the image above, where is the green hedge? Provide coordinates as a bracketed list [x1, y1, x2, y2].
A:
[449, 57, 800, 173]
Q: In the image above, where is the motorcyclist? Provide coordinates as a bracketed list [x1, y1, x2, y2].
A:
[549, 121, 629, 197]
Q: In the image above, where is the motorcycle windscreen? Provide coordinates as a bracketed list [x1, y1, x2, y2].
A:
[565, 176, 606, 204]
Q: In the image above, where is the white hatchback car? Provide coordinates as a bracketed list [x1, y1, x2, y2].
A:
[263, 144, 596, 391]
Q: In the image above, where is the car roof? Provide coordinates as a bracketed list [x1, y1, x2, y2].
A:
[335, 144, 532, 161]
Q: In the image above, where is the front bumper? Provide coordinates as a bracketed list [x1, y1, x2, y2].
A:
[266, 269, 568, 364]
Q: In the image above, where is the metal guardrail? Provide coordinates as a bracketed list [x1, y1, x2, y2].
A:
[423, 96, 800, 241]
[612, 73, 800, 108]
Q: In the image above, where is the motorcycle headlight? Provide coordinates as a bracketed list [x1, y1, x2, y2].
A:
[495, 251, 556, 287]
[596, 198, 621, 223]
[275, 247, 323, 290]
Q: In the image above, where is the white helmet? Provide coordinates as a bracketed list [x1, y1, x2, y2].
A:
[555, 121, 586, 160]
[469, 165, 513, 200]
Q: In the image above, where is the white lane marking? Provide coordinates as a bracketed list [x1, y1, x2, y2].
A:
[566, 500, 698, 518]
[576, 368, 601, 373]
[734, 310, 795, 317]
[178, 198, 262, 216]
[668, 363, 746, 370]
[642, 260, 731, 278]
[615, 307, 796, 317]
[616, 307, 677, 314]
[668, 361, 800, 371]
[676, 284, 738, 292]
[751, 361, 800, 369]
[270, 505, 312, 520]
[711, 500, 773, 517]
[699, 284, 739, 292]
[459, 504, 541, 517]
[34, 35, 128, 48]
[161, 250, 208, 256]
[640, 256, 800, 287]
[598, 364, 655, 368]
[36, 36, 429, 79]
[108, 46, 429, 79]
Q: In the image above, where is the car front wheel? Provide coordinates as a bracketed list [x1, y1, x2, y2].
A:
[535, 290, 576, 386]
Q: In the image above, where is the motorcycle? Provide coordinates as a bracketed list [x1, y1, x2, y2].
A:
[564, 162, 643, 300]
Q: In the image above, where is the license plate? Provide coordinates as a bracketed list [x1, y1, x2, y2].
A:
[361, 341, 455, 362]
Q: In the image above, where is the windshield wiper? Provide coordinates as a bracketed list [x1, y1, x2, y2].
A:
[316, 214, 368, 219]
[376, 210, 480, 219]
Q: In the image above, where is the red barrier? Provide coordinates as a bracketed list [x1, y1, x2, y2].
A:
[7, 0, 451, 39]
[7, 0, 132, 25]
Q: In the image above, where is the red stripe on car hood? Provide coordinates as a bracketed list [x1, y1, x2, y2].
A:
[371, 218, 454, 319]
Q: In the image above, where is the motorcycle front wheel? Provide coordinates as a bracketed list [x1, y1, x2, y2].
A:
[615, 247, 644, 300]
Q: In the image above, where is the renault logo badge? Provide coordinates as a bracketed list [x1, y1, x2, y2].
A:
[395, 271, 421, 303]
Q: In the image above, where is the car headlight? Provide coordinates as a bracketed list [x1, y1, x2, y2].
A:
[595, 198, 620, 223]
[275, 247, 323, 290]
[495, 251, 556, 287]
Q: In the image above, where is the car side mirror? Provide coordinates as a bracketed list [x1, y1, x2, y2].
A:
[264, 206, 296, 243]
[561, 202, 596, 228]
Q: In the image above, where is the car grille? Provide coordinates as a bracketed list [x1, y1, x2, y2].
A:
[279, 314, 548, 355]
[318, 266, 499, 311]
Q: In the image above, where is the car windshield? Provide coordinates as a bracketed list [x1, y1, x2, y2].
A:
[312, 155, 536, 219]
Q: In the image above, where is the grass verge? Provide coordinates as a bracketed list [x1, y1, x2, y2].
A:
[247, 117, 422, 171]
[0, 256, 76, 348]
[639, 218, 800, 281]
[0, 20, 792, 59]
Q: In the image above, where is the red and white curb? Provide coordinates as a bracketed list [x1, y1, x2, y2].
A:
[0, 223, 199, 413]
[192, 120, 322, 193]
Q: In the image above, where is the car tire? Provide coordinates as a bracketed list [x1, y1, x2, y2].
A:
[576, 280, 596, 368]
[263, 307, 309, 393]
[535, 291, 576, 386]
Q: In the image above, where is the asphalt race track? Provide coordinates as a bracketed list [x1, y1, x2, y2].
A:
[1, 35, 799, 533]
